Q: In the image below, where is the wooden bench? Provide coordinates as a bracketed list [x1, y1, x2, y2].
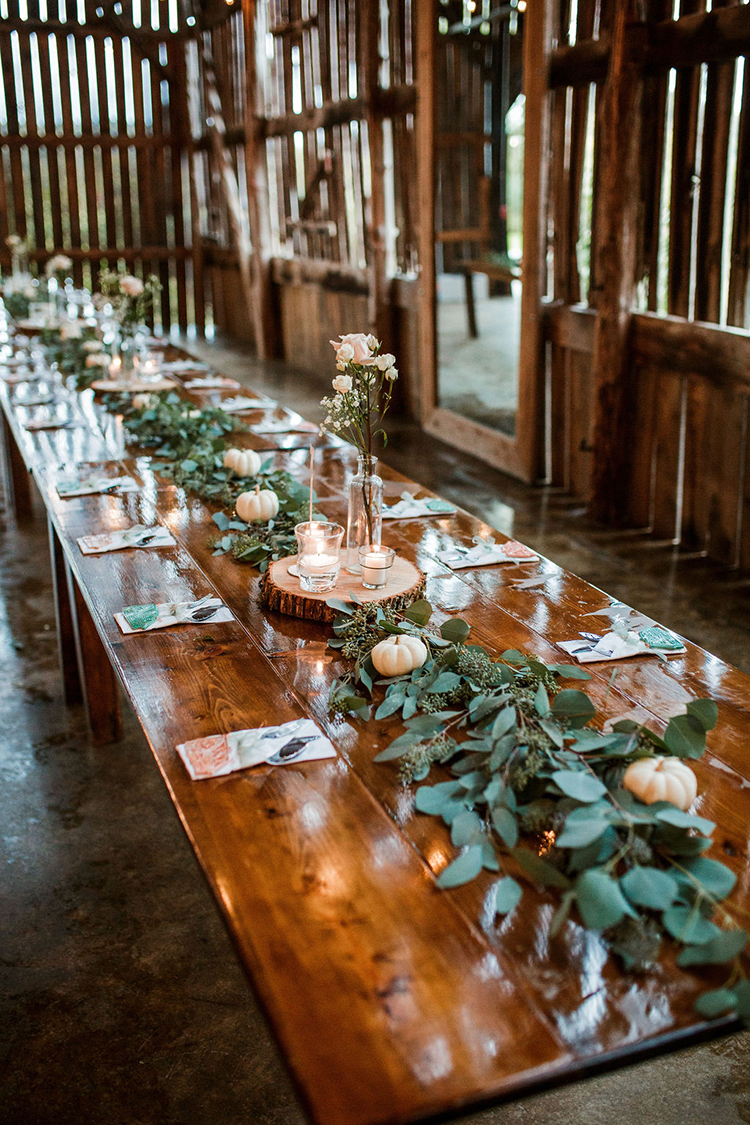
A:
[2, 345, 750, 1125]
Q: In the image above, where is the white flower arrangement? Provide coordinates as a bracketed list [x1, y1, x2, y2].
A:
[45, 254, 73, 278]
[98, 267, 161, 334]
[320, 333, 398, 454]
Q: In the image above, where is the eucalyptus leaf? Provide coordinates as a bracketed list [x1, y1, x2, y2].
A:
[677, 928, 748, 967]
[664, 712, 707, 759]
[534, 681, 550, 717]
[620, 866, 679, 910]
[403, 599, 432, 625]
[492, 876, 523, 915]
[551, 770, 606, 804]
[439, 617, 471, 643]
[686, 698, 719, 732]
[428, 671, 462, 694]
[491, 806, 519, 849]
[548, 664, 592, 680]
[436, 845, 484, 888]
[556, 815, 609, 849]
[513, 848, 571, 889]
[662, 904, 722, 944]
[695, 988, 738, 1019]
[325, 597, 354, 615]
[492, 707, 516, 740]
[575, 869, 635, 931]
[680, 856, 737, 899]
[654, 806, 715, 836]
[551, 689, 596, 726]
[451, 809, 484, 847]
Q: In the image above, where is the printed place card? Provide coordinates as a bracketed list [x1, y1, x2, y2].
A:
[77, 524, 176, 555]
[115, 596, 234, 634]
[176, 718, 336, 781]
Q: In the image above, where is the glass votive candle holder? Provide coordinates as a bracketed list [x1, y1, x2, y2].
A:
[295, 521, 344, 593]
[358, 544, 396, 589]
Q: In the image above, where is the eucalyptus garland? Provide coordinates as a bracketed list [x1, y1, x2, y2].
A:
[327, 594, 750, 1024]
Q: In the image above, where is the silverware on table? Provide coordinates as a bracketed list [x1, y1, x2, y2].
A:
[266, 736, 318, 764]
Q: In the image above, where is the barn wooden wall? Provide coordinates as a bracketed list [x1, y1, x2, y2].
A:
[546, 0, 750, 568]
[0, 0, 205, 333]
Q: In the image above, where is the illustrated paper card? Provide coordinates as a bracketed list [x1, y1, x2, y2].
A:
[57, 474, 140, 498]
[383, 491, 457, 520]
[160, 360, 211, 373]
[176, 718, 336, 781]
[77, 523, 176, 555]
[115, 596, 234, 634]
[249, 417, 318, 435]
[558, 625, 687, 663]
[438, 536, 539, 569]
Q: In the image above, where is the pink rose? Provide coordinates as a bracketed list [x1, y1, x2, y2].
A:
[121, 275, 144, 297]
[330, 333, 372, 364]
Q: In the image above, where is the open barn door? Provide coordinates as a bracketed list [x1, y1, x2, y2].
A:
[416, 0, 551, 482]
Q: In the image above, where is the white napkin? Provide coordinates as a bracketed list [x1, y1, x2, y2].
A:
[24, 417, 80, 431]
[183, 376, 240, 390]
[115, 597, 234, 634]
[160, 360, 211, 373]
[438, 537, 539, 569]
[558, 627, 687, 663]
[383, 492, 457, 520]
[219, 395, 270, 414]
[249, 417, 318, 434]
[77, 524, 176, 555]
[57, 474, 140, 498]
[176, 718, 336, 781]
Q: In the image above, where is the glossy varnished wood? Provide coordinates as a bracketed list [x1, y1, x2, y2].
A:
[5, 348, 750, 1125]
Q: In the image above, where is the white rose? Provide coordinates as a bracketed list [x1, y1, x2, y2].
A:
[332, 374, 353, 394]
[375, 353, 395, 371]
[366, 334, 379, 350]
[385, 367, 398, 381]
[120, 275, 144, 297]
[336, 342, 354, 363]
[60, 322, 82, 340]
[83, 339, 103, 353]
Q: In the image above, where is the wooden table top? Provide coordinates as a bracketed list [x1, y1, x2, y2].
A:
[3, 345, 750, 1125]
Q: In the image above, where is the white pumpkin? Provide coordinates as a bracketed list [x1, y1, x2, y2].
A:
[623, 755, 698, 812]
[223, 447, 261, 478]
[236, 485, 279, 523]
[371, 635, 428, 677]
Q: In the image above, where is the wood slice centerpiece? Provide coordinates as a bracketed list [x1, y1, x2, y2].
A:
[261, 554, 426, 622]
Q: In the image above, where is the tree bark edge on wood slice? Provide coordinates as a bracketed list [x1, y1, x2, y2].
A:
[260, 554, 426, 623]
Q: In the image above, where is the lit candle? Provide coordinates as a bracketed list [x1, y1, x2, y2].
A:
[359, 545, 395, 589]
[294, 520, 344, 593]
[301, 549, 339, 575]
[109, 355, 122, 379]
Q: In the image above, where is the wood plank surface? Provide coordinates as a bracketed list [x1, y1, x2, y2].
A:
[3, 335, 750, 1125]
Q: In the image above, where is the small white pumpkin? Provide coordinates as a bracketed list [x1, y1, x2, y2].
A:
[223, 446, 261, 478]
[623, 755, 698, 812]
[236, 485, 280, 523]
[371, 635, 428, 677]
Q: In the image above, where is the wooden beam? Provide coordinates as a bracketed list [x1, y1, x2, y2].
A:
[362, 0, 391, 346]
[589, 0, 647, 523]
[550, 4, 750, 88]
[263, 97, 366, 138]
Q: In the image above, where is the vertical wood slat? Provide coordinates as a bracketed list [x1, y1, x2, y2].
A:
[17, 31, 47, 252]
[37, 31, 64, 250]
[667, 0, 703, 318]
[693, 0, 735, 324]
[0, 30, 28, 243]
[55, 30, 83, 284]
[727, 61, 750, 328]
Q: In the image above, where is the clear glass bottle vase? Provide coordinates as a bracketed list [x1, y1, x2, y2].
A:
[345, 454, 383, 573]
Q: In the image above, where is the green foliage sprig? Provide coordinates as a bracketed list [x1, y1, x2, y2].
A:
[327, 595, 750, 1023]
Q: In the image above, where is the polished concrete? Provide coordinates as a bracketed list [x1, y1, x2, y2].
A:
[2, 339, 750, 1125]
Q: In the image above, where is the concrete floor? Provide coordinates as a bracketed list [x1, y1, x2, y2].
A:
[2, 338, 750, 1125]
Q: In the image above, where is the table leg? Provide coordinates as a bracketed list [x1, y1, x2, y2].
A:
[463, 271, 478, 339]
[1, 412, 33, 518]
[66, 568, 123, 745]
[48, 517, 84, 707]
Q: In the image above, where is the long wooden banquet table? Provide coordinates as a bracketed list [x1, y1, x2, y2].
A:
[3, 340, 750, 1125]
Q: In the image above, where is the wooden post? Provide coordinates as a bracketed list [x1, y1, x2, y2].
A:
[514, 0, 555, 484]
[201, 37, 256, 340]
[67, 570, 123, 746]
[242, 0, 279, 359]
[588, 0, 647, 523]
[47, 518, 83, 707]
[415, 0, 437, 426]
[361, 0, 392, 348]
[1, 413, 32, 519]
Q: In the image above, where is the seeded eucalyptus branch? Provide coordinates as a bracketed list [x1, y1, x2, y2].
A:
[327, 595, 750, 1023]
